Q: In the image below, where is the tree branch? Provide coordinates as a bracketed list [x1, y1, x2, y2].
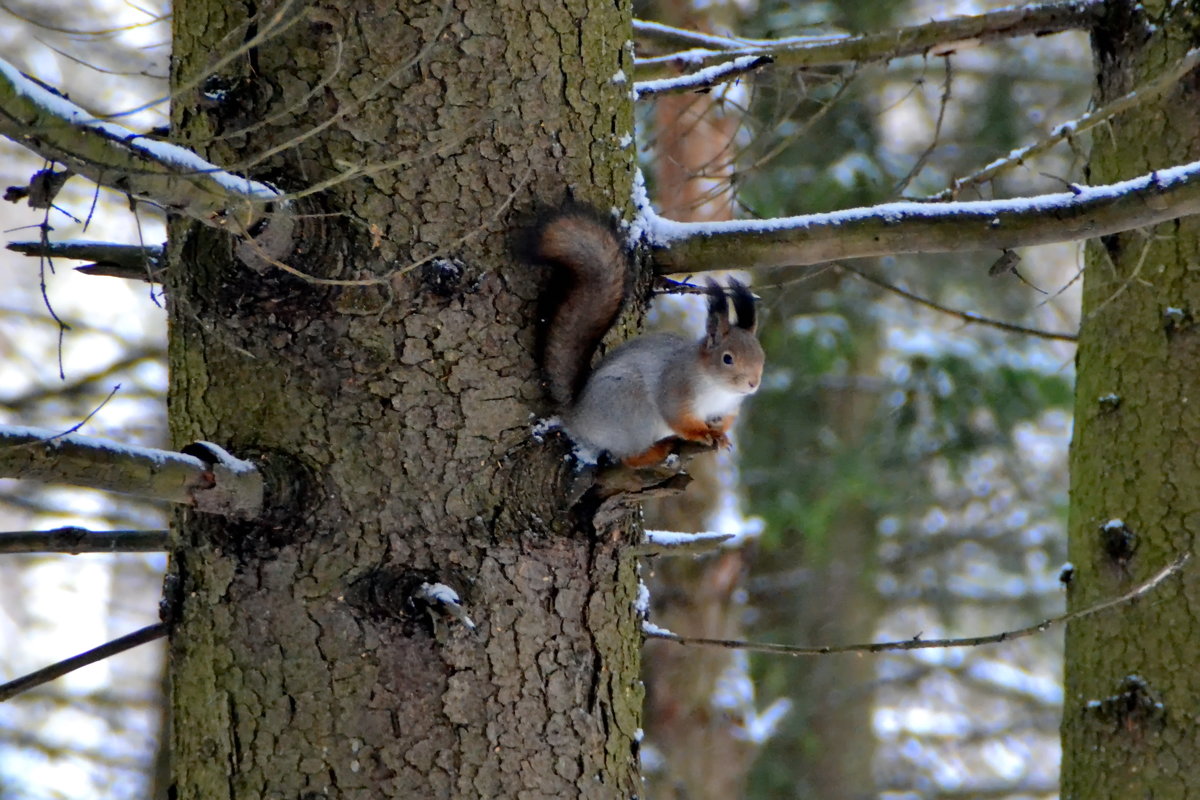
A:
[0, 57, 279, 231]
[7, 239, 163, 281]
[0, 527, 168, 554]
[641, 159, 1200, 272]
[644, 553, 1187, 657]
[0, 623, 167, 702]
[631, 529, 735, 557]
[0, 425, 262, 518]
[634, 0, 1100, 78]
[632, 19, 746, 51]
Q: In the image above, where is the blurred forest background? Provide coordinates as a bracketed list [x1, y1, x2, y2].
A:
[0, 0, 1087, 798]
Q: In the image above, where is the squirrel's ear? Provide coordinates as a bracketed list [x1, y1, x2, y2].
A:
[705, 278, 730, 346]
[728, 278, 757, 333]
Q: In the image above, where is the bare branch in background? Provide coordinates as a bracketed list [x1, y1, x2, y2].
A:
[7, 239, 163, 281]
[0, 527, 168, 554]
[893, 56, 953, 197]
[840, 263, 1078, 342]
[645, 553, 1187, 656]
[0, 623, 167, 702]
[634, 0, 1101, 77]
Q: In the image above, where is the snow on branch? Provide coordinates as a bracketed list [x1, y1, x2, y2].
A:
[633, 20, 750, 51]
[633, 55, 773, 99]
[634, 0, 1100, 78]
[632, 529, 735, 556]
[930, 47, 1200, 201]
[0, 425, 263, 518]
[640, 159, 1200, 273]
[0, 57, 279, 231]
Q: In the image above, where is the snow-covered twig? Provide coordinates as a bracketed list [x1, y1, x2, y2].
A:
[639, 159, 1200, 273]
[644, 553, 1188, 656]
[633, 55, 773, 99]
[929, 48, 1200, 201]
[632, 529, 735, 556]
[634, 1, 1100, 78]
[0, 57, 280, 231]
[632, 19, 748, 51]
[0, 425, 263, 518]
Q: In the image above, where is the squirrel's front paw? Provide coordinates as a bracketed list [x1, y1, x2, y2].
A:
[708, 431, 731, 450]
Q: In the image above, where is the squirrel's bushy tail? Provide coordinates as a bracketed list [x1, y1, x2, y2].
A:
[532, 209, 629, 407]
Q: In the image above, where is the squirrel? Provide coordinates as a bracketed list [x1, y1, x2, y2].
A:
[529, 206, 764, 468]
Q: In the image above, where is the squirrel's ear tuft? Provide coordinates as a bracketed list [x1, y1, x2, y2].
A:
[705, 277, 729, 315]
[705, 278, 729, 344]
[728, 278, 757, 332]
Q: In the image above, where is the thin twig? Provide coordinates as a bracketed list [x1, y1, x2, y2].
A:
[644, 553, 1188, 656]
[96, 0, 302, 124]
[232, 0, 453, 173]
[0, 623, 167, 702]
[929, 47, 1200, 201]
[840, 262, 1077, 342]
[631, 530, 735, 557]
[735, 67, 857, 180]
[231, 163, 532, 287]
[50, 383, 121, 439]
[893, 56, 952, 196]
[1, 349, 160, 408]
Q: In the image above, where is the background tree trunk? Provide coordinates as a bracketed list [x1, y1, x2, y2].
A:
[639, 3, 764, 798]
[1064, 2, 1200, 796]
[165, 1, 642, 797]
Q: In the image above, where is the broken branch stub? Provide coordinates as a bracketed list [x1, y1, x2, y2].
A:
[0, 425, 263, 518]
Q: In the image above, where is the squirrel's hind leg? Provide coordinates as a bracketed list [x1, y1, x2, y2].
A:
[622, 439, 679, 468]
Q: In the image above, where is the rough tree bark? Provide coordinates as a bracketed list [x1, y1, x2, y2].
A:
[164, 1, 643, 798]
[1064, 1, 1200, 797]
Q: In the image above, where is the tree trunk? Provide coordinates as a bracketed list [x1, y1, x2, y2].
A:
[164, 2, 642, 798]
[1063, 2, 1200, 796]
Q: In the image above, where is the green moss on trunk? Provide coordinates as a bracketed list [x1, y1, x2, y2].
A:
[1064, 3, 1200, 797]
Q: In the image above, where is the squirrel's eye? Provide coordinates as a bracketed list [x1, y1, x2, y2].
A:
[723, 352, 734, 365]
